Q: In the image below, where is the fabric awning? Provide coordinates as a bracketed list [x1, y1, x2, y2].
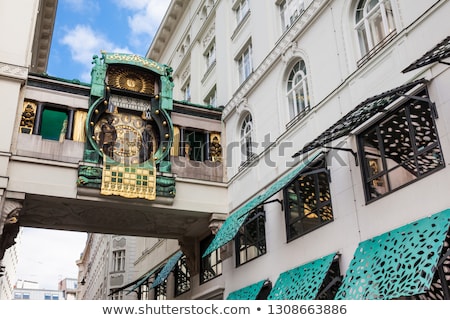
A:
[292, 79, 427, 158]
[335, 208, 450, 300]
[402, 36, 450, 73]
[267, 253, 337, 300]
[202, 150, 323, 258]
[150, 250, 183, 288]
[227, 280, 266, 300]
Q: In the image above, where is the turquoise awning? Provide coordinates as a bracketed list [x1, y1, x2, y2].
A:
[335, 208, 450, 300]
[227, 280, 266, 300]
[267, 253, 337, 300]
[126, 267, 158, 295]
[150, 250, 183, 288]
[202, 150, 323, 258]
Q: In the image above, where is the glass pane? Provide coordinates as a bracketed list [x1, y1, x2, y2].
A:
[387, 158, 418, 190]
[368, 12, 385, 45]
[301, 211, 321, 233]
[367, 173, 388, 199]
[357, 26, 369, 56]
[286, 183, 300, 220]
[366, 0, 380, 12]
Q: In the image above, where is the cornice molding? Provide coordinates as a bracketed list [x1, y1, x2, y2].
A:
[0, 62, 28, 82]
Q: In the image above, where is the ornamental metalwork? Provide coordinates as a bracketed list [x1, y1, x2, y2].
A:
[335, 209, 450, 300]
[268, 253, 337, 300]
[402, 36, 450, 73]
[227, 280, 266, 300]
[292, 79, 426, 157]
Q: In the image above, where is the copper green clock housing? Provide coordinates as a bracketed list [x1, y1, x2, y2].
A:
[77, 52, 176, 198]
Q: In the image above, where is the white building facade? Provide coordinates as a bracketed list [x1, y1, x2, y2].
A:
[147, 0, 450, 300]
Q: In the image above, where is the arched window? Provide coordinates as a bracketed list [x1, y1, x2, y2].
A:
[287, 59, 310, 121]
[240, 113, 254, 163]
[355, 0, 396, 58]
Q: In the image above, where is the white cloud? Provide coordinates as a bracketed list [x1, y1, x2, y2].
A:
[115, 0, 171, 52]
[60, 24, 131, 82]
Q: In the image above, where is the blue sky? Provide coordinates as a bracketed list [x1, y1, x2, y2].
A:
[16, 0, 170, 291]
[47, 0, 171, 83]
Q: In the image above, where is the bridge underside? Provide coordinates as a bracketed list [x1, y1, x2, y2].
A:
[19, 193, 212, 239]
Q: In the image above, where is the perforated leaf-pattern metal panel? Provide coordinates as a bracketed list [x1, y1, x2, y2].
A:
[402, 36, 450, 73]
[202, 150, 323, 257]
[335, 209, 450, 300]
[227, 280, 266, 300]
[268, 253, 336, 300]
[151, 251, 183, 288]
[292, 80, 426, 157]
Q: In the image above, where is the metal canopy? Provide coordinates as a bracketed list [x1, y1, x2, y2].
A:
[267, 253, 337, 300]
[335, 208, 450, 300]
[227, 280, 266, 300]
[292, 79, 427, 158]
[151, 250, 183, 288]
[202, 150, 323, 258]
[402, 36, 450, 73]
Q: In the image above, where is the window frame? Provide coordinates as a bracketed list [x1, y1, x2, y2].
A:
[237, 43, 253, 85]
[283, 164, 334, 242]
[286, 59, 311, 123]
[182, 81, 191, 102]
[357, 90, 444, 203]
[240, 113, 255, 165]
[235, 206, 267, 266]
[279, 0, 305, 31]
[181, 128, 209, 161]
[234, 0, 250, 25]
[204, 41, 216, 70]
[200, 235, 222, 284]
[355, 0, 396, 64]
[112, 250, 126, 272]
[174, 254, 191, 296]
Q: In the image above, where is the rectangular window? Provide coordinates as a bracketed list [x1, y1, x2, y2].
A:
[52, 294, 59, 300]
[40, 107, 69, 141]
[174, 254, 191, 296]
[237, 44, 252, 84]
[235, 206, 266, 266]
[110, 291, 124, 300]
[112, 250, 125, 272]
[44, 293, 51, 300]
[279, 0, 305, 31]
[200, 235, 222, 284]
[182, 129, 208, 161]
[235, 0, 250, 24]
[204, 87, 217, 108]
[284, 162, 333, 241]
[22, 293, 30, 299]
[205, 42, 216, 70]
[358, 89, 444, 202]
[183, 82, 191, 102]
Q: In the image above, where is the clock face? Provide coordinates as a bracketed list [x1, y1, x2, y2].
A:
[95, 112, 157, 165]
